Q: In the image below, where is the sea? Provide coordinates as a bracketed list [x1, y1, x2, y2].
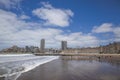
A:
[0, 54, 120, 80]
[0, 54, 58, 80]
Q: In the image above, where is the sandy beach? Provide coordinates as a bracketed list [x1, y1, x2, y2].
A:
[17, 56, 120, 80]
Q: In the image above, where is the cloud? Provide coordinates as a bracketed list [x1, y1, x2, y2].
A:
[92, 23, 113, 33]
[0, 1, 119, 51]
[92, 23, 120, 42]
[32, 2, 74, 27]
[0, 0, 22, 9]
[0, 9, 99, 50]
[113, 27, 120, 41]
[55, 32, 99, 47]
[0, 9, 40, 35]
[0, 9, 41, 47]
[19, 15, 30, 20]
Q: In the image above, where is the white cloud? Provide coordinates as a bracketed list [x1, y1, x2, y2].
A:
[0, 9, 99, 50]
[19, 15, 30, 20]
[113, 27, 120, 41]
[92, 23, 113, 33]
[0, 9, 41, 47]
[55, 32, 99, 47]
[0, 1, 119, 50]
[0, 0, 22, 9]
[0, 9, 39, 35]
[92, 23, 120, 42]
[32, 2, 74, 27]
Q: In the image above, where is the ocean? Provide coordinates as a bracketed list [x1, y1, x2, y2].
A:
[0, 54, 120, 80]
[0, 54, 58, 80]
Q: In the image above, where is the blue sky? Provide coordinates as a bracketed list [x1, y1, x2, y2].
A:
[0, 0, 120, 49]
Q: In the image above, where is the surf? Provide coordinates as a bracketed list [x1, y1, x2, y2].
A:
[0, 54, 59, 80]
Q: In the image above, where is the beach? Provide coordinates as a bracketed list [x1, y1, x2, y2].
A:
[17, 56, 120, 80]
[0, 54, 59, 80]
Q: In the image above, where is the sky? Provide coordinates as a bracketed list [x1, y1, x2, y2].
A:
[0, 0, 120, 49]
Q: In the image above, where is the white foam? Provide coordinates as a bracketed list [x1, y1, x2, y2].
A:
[0, 54, 59, 80]
[0, 54, 33, 57]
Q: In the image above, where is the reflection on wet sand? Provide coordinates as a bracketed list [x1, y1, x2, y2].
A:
[17, 56, 120, 80]
[61, 55, 120, 67]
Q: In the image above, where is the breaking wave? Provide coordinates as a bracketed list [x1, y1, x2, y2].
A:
[0, 54, 59, 80]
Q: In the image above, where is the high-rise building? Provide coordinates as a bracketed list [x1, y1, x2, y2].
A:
[40, 39, 45, 53]
[25, 46, 30, 52]
[61, 41, 67, 50]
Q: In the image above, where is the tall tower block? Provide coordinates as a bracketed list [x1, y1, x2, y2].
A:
[40, 39, 45, 53]
[61, 41, 67, 50]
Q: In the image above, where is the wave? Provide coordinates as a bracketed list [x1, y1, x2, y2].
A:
[0, 54, 59, 80]
[0, 54, 33, 57]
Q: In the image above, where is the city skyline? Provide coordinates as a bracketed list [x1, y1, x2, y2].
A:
[0, 39, 120, 54]
[0, 0, 120, 50]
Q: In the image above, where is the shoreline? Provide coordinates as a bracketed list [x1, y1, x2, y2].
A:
[17, 57, 120, 80]
[35, 53, 120, 57]
[0, 52, 120, 57]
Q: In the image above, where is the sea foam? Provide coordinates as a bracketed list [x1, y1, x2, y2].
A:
[0, 54, 59, 80]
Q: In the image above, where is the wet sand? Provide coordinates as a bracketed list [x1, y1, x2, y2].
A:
[17, 57, 120, 80]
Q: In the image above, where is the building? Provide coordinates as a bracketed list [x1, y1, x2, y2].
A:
[0, 40, 120, 54]
[25, 46, 30, 52]
[101, 42, 120, 54]
[62, 47, 100, 54]
[61, 41, 67, 50]
[40, 39, 45, 53]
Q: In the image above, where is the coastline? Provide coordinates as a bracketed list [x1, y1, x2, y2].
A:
[0, 54, 59, 80]
[17, 57, 120, 80]
[0, 53, 120, 80]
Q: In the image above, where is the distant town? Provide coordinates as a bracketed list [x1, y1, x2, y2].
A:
[0, 39, 120, 54]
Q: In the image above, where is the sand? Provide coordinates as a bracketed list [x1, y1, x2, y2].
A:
[17, 56, 120, 80]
